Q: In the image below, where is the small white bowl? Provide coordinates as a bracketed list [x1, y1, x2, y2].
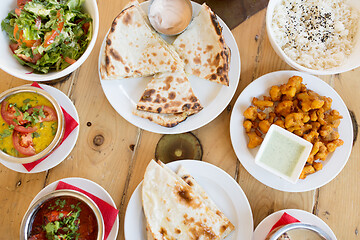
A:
[266, 0, 360, 75]
[0, 0, 99, 81]
[255, 125, 313, 184]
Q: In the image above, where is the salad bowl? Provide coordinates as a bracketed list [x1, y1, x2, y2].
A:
[0, 0, 99, 81]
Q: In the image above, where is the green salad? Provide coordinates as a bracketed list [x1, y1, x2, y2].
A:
[1, 0, 92, 73]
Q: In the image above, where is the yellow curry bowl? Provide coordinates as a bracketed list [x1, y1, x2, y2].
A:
[0, 85, 64, 164]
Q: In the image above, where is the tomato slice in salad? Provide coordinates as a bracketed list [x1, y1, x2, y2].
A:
[27, 105, 57, 122]
[44, 11, 64, 48]
[13, 24, 37, 48]
[64, 56, 76, 65]
[1, 101, 37, 133]
[13, 131, 36, 156]
[17, 0, 32, 8]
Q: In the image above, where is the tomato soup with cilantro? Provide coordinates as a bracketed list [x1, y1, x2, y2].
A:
[0, 92, 58, 157]
[28, 196, 98, 240]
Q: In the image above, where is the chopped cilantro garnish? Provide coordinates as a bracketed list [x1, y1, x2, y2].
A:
[40, 122, 44, 128]
[2, 148, 7, 154]
[9, 125, 14, 130]
[23, 98, 31, 104]
[0, 129, 11, 139]
[51, 123, 57, 135]
[32, 132, 40, 138]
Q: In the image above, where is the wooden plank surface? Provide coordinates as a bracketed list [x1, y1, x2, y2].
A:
[0, 0, 359, 239]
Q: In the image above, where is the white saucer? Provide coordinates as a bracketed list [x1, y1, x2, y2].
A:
[124, 160, 253, 240]
[28, 177, 119, 240]
[99, 1, 241, 134]
[0, 84, 80, 173]
[253, 209, 337, 240]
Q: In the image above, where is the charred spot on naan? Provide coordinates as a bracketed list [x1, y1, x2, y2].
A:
[140, 89, 155, 102]
[183, 214, 217, 239]
[175, 183, 201, 208]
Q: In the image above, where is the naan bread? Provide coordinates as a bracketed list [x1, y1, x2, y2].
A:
[176, 166, 235, 239]
[101, 1, 183, 79]
[136, 71, 202, 114]
[132, 109, 190, 128]
[173, 3, 231, 86]
[142, 160, 235, 240]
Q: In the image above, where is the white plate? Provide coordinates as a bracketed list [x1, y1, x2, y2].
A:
[230, 71, 353, 192]
[124, 160, 253, 240]
[253, 209, 337, 240]
[0, 84, 80, 173]
[98, 1, 241, 134]
[28, 177, 119, 240]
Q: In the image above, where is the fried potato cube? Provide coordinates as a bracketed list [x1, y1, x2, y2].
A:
[243, 120, 253, 133]
[310, 110, 318, 121]
[303, 130, 319, 143]
[252, 97, 273, 110]
[299, 165, 316, 179]
[313, 162, 323, 171]
[301, 98, 325, 112]
[247, 132, 263, 149]
[322, 130, 340, 142]
[307, 155, 314, 165]
[275, 100, 293, 117]
[280, 84, 297, 98]
[287, 76, 303, 93]
[319, 125, 333, 137]
[311, 122, 321, 131]
[310, 141, 324, 157]
[285, 113, 304, 132]
[244, 106, 258, 121]
[269, 85, 282, 101]
[268, 112, 276, 124]
[259, 120, 271, 134]
[322, 96, 332, 112]
[314, 144, 328, 161]
[326, 139, 344, 152]
[257, 112, 267, 121]
[274, 119, 285, 128]
[294, 124, 312, 136]
[324, 110, 343, 128]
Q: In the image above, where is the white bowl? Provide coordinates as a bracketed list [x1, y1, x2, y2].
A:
[254, 125, 313, 184]
[266, 0, 360, 75]
[0, 0, 99, 81]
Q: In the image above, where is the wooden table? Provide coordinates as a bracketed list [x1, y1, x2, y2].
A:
[1, 0, 359, 239]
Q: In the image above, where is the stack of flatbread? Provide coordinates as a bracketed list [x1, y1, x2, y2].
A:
[142, 160, 235, 240]
[100, 1, 231, 127]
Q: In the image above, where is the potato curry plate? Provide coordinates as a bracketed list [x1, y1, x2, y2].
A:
[230, 71, 353, 192]
[98, 1, 240, 134]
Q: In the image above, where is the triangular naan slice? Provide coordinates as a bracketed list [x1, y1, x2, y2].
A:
[173, 3, 231, 86]
[132, 109, 190, 128]
[142, 160, 234, 240]
[176, 166, 235, 239]
[136, 71, 202, 114]
[101, 1, 183, 79]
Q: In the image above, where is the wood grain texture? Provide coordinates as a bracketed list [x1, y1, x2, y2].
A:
[0, 0, 359, 240]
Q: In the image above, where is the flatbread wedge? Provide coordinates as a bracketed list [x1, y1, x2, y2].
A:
[142, 160, 235, 240]
[101, 1, 183, 79]
[173, 3, 231, 86]
[136, 71, 202, 114]
[132, 109, 190, 128]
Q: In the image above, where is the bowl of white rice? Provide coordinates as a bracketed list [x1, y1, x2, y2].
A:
[266, 0, 360, 75]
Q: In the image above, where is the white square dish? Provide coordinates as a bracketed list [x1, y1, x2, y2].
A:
[255, 124, 313, 184]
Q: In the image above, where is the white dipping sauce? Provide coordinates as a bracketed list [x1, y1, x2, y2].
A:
[258, 131, 306, 177]
[149, 0, 192, 35]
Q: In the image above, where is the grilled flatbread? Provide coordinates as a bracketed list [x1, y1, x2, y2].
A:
[142, 160, 235, 240]
[173, 3, 231, 86]
[132, 109, 190, 128]
[136, 71, 202, 114]
[101, 1, 183, 79]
